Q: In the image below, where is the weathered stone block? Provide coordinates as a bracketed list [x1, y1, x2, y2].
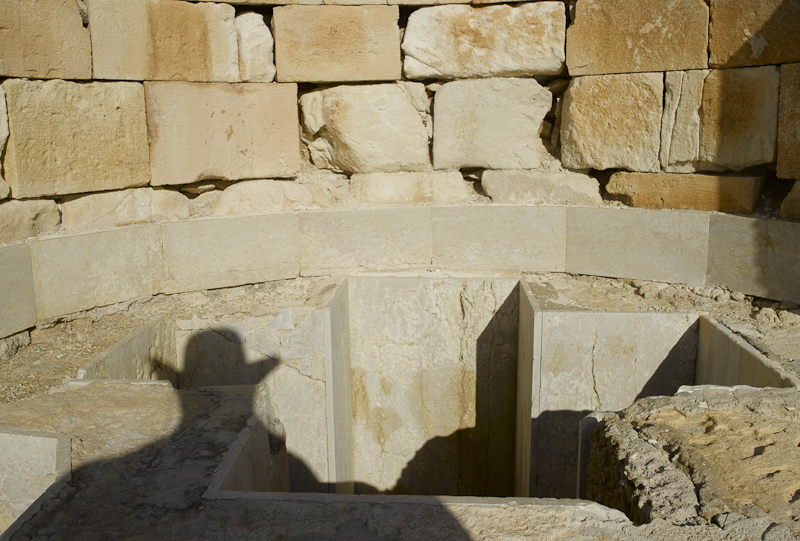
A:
[481, 170, 601, 206]
[2, 79, 150, 198]
[0, 200, 61, 245]
[88, 0, 239, 82]
[432, 206, 566, 272]
[402, 3, 565, 79]
[561, 74, 663, 172]
[566, 208, 709, 284]
[780, 182, 800, 220]
[661, 70, 709, 172]
[300, 83, 430, 173]
[209, 180, 285, 216]
[778, 64, 800, 180]
[350, 171, 474, 204]
[273, 6, 401, 83]
[433, 78, 551, 170]
[0, 85, 7, 199]
[150, 189, 191, 222]
[709, 0, 800, 68]
[606, 172, 763, 213]
[0, 244, 35, 339]
[566, 0, 708, 76]
[146, 82, 300, 186]
[235, 12, 276, 82]
[0, 0, 91, 79]
[162, 214, 300, 294]
[61, 189, 153, 233]
[30, 225, 164, 319]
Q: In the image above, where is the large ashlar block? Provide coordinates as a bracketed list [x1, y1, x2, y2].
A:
[661, 70, 709, 172]
[273, 6, 401, 83]
[709, 0, 800, 68]
[0, 0, 91, 79]
[146, 82, 300, 186]
[300, 83, 430, 173]
[402, 3, 565, 80]
[60, 189, 153, 233]
[481, 170, 602, 206]
[567, 207, 710, 285]
[0, 244, 35, 339]
[561, 74, 663, 172]
[707, 214, 800, 303]
[566, 0, 708, 76]
[433, 78, 551, 170]
[30, 225, 165, 320]
[778, 64, 800, 180]
[299, 208, 431, 275]
[606, 172, 763, 213]
[87, 0, 239, 82]
[235, 12, 276, 82]
[0, 200, 61, 245]
[2, 79, 150, 198]
[162, 214, 300, 294]
[432, 206, 566, 272]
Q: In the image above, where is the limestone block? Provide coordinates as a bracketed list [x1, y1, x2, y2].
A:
[0, 180, 8, 201]
[698, 67, 779, 171]
[273, 6, 401, 83]
[0, 244, 35, 339]
[0, 86, 7, 198]
[145, 82, 300, 186]
[560, 74, 663, 172]
[0, 0, 91, 79]
[660, 70, 709, 172]
[210, 180, 285, 216]
[2, 79, 150, 198]
[432, 206, 566, 272]
[566, 208, 709, 285]
[300, 83, 430, 173]
[150, 189, 191, 222]
[235, 12, 276, 82]
[30, 225, 165, 319]
[566, 0, 708, 76]
[402, 3, 565, 80]
[781, 182, 800, 220]
[778, 64, 800, 180]
[709, 0, 800, 68]
[162, 214, 300, 294]
[61, 189, 153, 233]
[299, 208, 431, 275]
[0, 200, 61, 245]
[433, 78, 551, 170]
[350, 171, 473, 204]
[606, 172, 763, 213]
[87, 0, 239, 82]
[481, 170, 601, 206]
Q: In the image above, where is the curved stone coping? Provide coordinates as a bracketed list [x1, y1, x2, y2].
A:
[1, 206, 799, 341]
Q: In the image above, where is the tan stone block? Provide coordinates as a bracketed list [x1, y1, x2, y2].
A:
[698, 67, 779, 171]
[87, 0, 239, 82]
[778, 64, 800, 180]
[2, 79, 150, 198]
[0, 244, 36, 339]
[433, 78, 552, 170]
[0, 0, 91, 79]
[145, 82, 300, 186]
[606, 172, 763, 213]
[402, 3, 565, 80]
[273, 6, 401, 83]
[780, 182, 800, 220]
[61, 189, 153, 233]
[0, 200, 60, 246]
[150, 189, 191, 222]
[709, 0, 800, 68]
[561, 73, 663, 172]
[566, 0, 708, 76]
[661, 70, 709, 172]
[235, 12, 276, 82]
[0, 85, 7, 199]
[481, 170, 601, 206]
[350, 171, 472, 204]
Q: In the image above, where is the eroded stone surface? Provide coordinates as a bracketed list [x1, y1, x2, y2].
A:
[0, 200, 60, 245]
[0, 86, 8, 199]
[61, 189, 153, 233]
[481, 170, 601, 206]
[235, 12, 276, 82]
[402, 3, 565, 80]
[351, 171, 474, 204]
[778, 64, 800, 181]
[661, 70, 709, 172]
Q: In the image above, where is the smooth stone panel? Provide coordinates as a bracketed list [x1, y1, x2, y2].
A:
[0, 244, 36, 340]
[300, 208, 431, 275]
[566, 208, 709, 285]
[432, 206, 566, 272]
[778, 64, 800, 180]
[162, 214, 300, 294]
[30, 225, 165, 320]
[707, 214, 800, 303]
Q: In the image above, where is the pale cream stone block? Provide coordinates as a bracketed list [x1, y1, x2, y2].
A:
[560, 73, 663, 172]
[210, 179, 285, 216]
[0, 244, 36, 339]
[61, 189, 153, 233]
[778, 64, 800, 180]
[351, 171, 473, 204]
[150, 189, 191, 222]
[566, 0, 708, 76]
[660, 70, 709, 172]
[0, 0, 92, 79]
[433, 78, 551, 170]
[299, 208, 431, 275]
[780, 182, 800, 220]
[0, 200, 61, 245]
[88, 0, 239, 82]
[162, 214, 300, 294]
[481, 170, 601, 206]
[30, 225, 165, 319]
[402, 3, 565, 79]
[235, 12, 276, 82]
[2, 79, 150, 198]
[273, 6, 401, 83]
[145, 82, 300, 186]
[432, 206, 566, 272]
[566, 207, 709, 285]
